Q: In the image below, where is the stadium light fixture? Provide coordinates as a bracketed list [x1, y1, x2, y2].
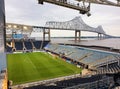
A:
[23, 26, 28, 30]
[8, 25, 12, 28]
[13, 25, 17, 29]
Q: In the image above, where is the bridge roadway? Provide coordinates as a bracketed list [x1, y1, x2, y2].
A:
[34, 16, 110, 42]
[6, 16, 111, 42]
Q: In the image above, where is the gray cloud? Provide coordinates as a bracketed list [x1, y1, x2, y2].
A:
[5, 0, 120, 36]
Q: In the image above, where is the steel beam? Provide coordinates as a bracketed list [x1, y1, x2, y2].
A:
[38, 0, 89, 14]
[77, 0, 120, 7]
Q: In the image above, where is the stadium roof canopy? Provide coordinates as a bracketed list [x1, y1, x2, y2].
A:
[6, 23, 33, 33]
[38, 0, 120, 16]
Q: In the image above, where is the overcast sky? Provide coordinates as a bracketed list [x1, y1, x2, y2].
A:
[5, 0, 120, 37]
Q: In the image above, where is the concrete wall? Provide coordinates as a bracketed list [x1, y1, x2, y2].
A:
[0, 0, 6, 72]
[0, 53, 6, 71]
[0, 0, 5, 53]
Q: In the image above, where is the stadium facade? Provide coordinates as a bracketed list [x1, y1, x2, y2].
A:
[0, 0, 7, 89]
[0, 0, 5, 52]
[0, 0, 6, 72]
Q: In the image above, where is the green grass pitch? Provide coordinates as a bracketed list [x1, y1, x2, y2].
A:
[7, 52, 81, 85]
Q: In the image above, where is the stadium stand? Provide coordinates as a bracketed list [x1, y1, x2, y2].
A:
[6, 41, 12, 52]
[32, 41, 42, 49]
[6, 40, 50, 52]
[43, 41, 50, 49]
[23, 74, 112, 89]
[79, 51, 110, 64]
[63, 76, 112, 89]
[15, 40, 24, 51]
[24, 40, 33, 50]
[45, 44, 120, 69]
[96, 62, 120, 74]
[32, 40, 50, 50]
[6, 42, 120, 89]
[6, 46, 12, 53]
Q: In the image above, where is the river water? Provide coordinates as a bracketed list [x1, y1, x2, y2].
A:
[50, 38, 120, 49]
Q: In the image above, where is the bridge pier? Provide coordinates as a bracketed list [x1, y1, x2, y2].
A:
[98, 33, 100, 40]
[98, 33, 103, 40]
[75, 30, 81, 42]
[43, 29, 51, 41]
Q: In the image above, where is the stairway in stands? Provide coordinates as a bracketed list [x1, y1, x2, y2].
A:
[97, 63, 120, 74]
[94, 55, 120, 75]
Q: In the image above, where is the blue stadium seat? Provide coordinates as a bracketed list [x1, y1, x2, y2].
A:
[45, 44, 119, 70]
[15, 41, 23, 50]
[33, 41, 49, 49]
[6, 41, 12, 52]
[24, 41, 33, 50]
[33, 41, 41, 49]
[43, 41, 50, 48]
[6, 46, 12, 52]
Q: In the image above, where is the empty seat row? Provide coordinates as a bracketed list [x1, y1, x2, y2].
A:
[45, 44, 115, 66]
[97, 63, 120, 74]
[6, 40, 50, 52]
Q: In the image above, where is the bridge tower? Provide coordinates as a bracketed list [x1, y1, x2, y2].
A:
[75, 30, 81, 42]
[98, 33, 105, 40]
[98, 33, 100, 40]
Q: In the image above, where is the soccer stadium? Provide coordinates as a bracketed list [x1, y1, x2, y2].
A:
[0, 0, 120, 89]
